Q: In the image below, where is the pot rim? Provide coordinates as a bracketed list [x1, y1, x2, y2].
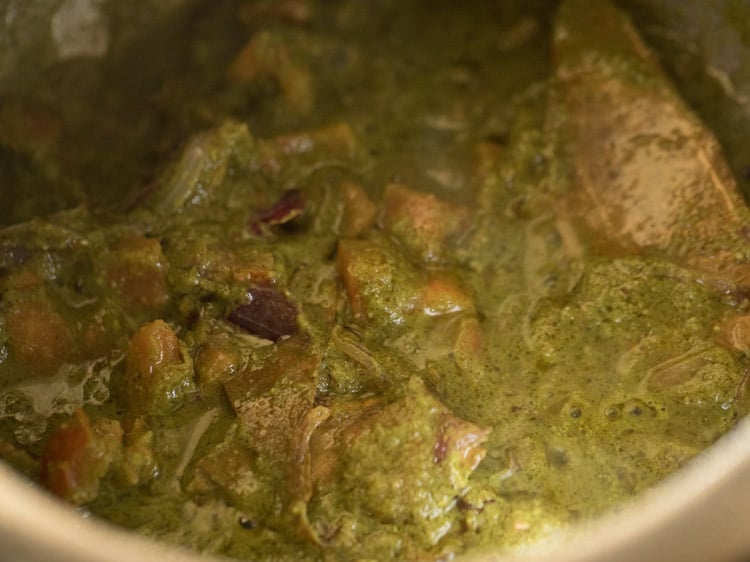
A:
[2, 416, 750, 562]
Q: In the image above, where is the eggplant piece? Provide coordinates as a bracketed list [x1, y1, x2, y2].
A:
[228, 286, 299, 342]
[248, 189, 305, 236]
[551, 0, 750, 289]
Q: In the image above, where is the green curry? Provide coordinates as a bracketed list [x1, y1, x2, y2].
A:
[2, 0, 750, 560]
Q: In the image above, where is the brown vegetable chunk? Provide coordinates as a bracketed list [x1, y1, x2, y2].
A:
[717, 315, 750, 354]
[222, 339, 322, 533]
[552, 0, 750, 288]
[419, 274, 476, 317]
[5, 301, 73, 375]
[123, 320, 195, 415]
[309, 378, 490, 547]
[224, 339, 319, 462]
[40, 409, 122, 505]
[336, 238, 419, 325]
[258, 122, 357, 179]
[340, 181, 376, 238]
[194, 338, 241, 385]
[381, 183, 470, 263]
[106, 236, 169, 310]
[118, 418, 158, 487]
[228, 31, 315, 114]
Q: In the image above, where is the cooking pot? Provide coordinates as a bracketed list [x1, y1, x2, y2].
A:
[2, 416, 750, 562]
[2, 1, 750, 560]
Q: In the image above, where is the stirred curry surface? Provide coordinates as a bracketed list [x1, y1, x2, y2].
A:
[2, 0, 750, 559]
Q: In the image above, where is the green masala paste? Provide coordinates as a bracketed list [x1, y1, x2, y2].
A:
[2, 0, 750, 560]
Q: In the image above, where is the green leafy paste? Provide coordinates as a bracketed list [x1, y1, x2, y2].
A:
[1, 0, 750, 560]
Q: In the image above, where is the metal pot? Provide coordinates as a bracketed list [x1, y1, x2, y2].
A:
[3, 416, 750, 562]
[2, 1, 750, 561]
